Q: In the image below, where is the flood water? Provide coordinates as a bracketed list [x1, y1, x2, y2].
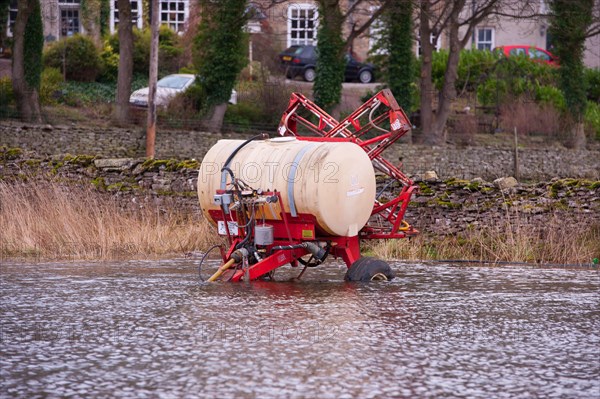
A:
[1, 259, 599, 398]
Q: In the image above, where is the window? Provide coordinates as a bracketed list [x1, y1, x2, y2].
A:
[61, 9, 80, 37]
[509, 47, 526, 56]
[6, 0, 17, 37]
[160, 0, 189, 33]
[58, 0, 81, 38]
[476, 28, 494, 50]
[287, 4, 318, 47]
[528, 48, 551, 61]
[110, 1, 143, 33]
[416, 33, 441, 57]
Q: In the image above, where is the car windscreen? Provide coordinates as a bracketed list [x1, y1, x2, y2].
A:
[157, 76, 193, 90]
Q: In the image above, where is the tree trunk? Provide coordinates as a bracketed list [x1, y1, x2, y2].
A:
[205, 103, 228, 132]
[419, 1, 435, 144]
[113, 0, 133, 124]
[81, 0, 102, 47]
[571, 121, 586, 150]
[432, 9, 463, 145]
[12, 0, 42, 123]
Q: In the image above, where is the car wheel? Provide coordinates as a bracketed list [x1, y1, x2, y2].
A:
[303, 68, 316, 82]
[358, 69, 373, 83]
[344, 257, 395, 282]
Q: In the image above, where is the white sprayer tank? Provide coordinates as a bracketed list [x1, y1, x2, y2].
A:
[198, 137, 376, 237]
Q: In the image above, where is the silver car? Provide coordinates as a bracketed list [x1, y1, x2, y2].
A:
[129, 74, 238, 107]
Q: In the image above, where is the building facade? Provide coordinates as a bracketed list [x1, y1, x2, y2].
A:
[5, 0, 599, 68]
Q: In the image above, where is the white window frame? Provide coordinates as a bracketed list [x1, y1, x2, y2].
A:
[476, 27, 494, 50]
[59, 5, 81, 38]
[160, 0, 189, 33]
[287, 3, 318, 47]
[416, 33, 441, 57]
[6, 0, 17, 38]
[109, 0, 143, 34]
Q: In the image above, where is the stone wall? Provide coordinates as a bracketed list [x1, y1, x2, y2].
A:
[1, 121, 599, 182]
[1, 148, 598, 238]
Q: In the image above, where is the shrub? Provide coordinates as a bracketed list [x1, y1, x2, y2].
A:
[585, 68, 600, 103]
[44, 35, 101, 82]
[584, 101, 600, 140]
[455, 49, 501, 91]
[102, 26, 184, 81]
[224, 102, 265, 130]
[476, 57, 558, 107]
[477, 78, 509, 106]
[40, 67, 64, 105]
[535, 85, 566, 111]
[0, 76, 13, 106]
[99, 42, 120, 82]
[158, 25, 184, 75]
[58, 74, 147, 106]
[164, 83, 206, 113]
[105, 28, 150, 76]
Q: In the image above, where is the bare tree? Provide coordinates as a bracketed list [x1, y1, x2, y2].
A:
[12, 0, 43, 123]
[550, 0, 596, 150]
[419, 0, 508, 145]
[113, 0, 134, 124]
[312, 0, 391, 113]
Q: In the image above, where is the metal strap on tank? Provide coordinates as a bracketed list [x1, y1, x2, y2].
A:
[220, 169, 229, 190]
[288, 143, 317, 217]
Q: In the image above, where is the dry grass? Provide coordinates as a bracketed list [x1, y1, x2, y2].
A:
[499, 100, 562, 138]
[368, 214, 600, 265]
[2, 182, 597, 265]
[0, 182, 221, 260]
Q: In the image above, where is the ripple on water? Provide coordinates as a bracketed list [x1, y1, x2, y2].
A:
[1, 260, 599, 398]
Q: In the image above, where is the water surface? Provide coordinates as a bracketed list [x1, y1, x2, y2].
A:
[1, 260, 598, 398]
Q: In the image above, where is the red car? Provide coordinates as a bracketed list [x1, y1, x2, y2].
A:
[494, 45, 559, 66]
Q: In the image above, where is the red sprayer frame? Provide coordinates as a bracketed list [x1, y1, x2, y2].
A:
[210, 90, 419, 281]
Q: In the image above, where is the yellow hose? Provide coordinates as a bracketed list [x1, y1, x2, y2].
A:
[399, 220, 411, 231]
[207, 258, 236, 282]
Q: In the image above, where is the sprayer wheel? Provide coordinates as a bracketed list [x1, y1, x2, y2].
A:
[344, 257, 395, 282]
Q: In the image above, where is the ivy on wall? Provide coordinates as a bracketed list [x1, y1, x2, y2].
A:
[312, 1, 345, 112]
[24, 0, 43, 90]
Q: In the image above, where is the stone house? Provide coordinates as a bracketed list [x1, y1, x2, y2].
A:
[4, 0, 599, 68]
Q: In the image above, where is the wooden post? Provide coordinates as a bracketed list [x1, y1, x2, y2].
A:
[513, 126, 519, 180]
[146, 0, 159, 159]
[248, 37, 253, 81]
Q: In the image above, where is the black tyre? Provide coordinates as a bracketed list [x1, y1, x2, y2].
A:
[344, 257, 395, 282]
[303, 67, 316, 82]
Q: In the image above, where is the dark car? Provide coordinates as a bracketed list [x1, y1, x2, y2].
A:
[279, 45, 375, 83]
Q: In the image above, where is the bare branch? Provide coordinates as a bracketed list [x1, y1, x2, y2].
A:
[345, 0, 392, 47]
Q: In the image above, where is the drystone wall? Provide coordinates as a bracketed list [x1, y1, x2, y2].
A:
[1, 148, 598, 237]
[1, 122, 599, 182]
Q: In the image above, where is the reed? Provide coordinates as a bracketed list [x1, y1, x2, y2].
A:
[368, 214, 600, 265]
[0, 182, 221, 260]
[2, 182, 597, 265]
